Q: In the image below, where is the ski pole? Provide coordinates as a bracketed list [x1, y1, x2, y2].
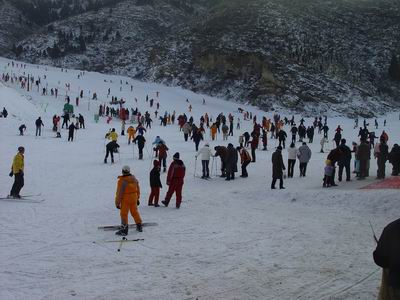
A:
[132, 143, 135, 160]
[369, 220, 378, 243]
[194, 157, 197, 178]
[211, 157, 214, 178]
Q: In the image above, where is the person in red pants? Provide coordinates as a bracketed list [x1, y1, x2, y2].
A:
[162, 152, 186, 209]
[148, 160, 162, 207]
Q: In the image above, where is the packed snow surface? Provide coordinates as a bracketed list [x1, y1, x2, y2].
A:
[0, 57, 399, 300]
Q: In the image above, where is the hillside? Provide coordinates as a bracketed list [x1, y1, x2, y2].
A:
[1, 0, 400, 116]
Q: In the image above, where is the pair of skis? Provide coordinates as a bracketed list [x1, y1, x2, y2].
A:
[96, 222, 158, 251]
[0, 193, 44, 203]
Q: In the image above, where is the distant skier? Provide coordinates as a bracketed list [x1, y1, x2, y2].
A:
[35, 117, 44, 136]
[2, 107, 8, 118]
[115, 165, 143, 235]
[78, 114, 85, 129]
[9, 146, 25, 198]
[68, 123, 77, 141]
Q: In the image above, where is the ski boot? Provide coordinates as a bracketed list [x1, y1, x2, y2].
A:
[115, 224, 128, 236]
[136, 224, 143, 232]
[104, 158, 107, 164]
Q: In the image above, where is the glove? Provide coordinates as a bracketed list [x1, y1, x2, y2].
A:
[9, 171, 13, 177]
[116, 202, 121, 209]
[137, 200, 140, 206]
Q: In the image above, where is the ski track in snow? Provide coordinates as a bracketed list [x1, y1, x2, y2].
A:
[0, 57, 398, 299]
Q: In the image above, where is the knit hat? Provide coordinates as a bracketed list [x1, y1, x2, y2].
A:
[122, 165, 130, 174]
[18, 146, 25, 152]
[153, 160, 160, 167]
[173, 152, 180, 160]
[277, 146, 282, 151]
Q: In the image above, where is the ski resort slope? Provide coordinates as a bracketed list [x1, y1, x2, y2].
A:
[0, 57, 399, 300]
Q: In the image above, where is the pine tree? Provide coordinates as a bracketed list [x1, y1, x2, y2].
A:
[389, 54, 400, 81]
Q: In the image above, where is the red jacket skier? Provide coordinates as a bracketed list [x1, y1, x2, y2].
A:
[162, 152, 186, 209]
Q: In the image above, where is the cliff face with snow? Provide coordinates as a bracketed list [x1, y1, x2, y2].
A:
[1, 0, 400, 116]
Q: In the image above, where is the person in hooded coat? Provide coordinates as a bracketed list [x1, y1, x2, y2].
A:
[373, 218, 400, 300]
[271, 146, 285, 189]
[225, 143, 238, 181]
[375, 137, 389, 179]
[388, 144, 400, 176]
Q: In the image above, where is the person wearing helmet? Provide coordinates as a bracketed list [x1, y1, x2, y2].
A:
[9, 146, 25, 198]
[114, 165, 142, 235]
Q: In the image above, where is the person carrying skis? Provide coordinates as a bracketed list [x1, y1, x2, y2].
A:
[162, 152, 186, 209]
[148, 160, 162, 207]
[133, 133, 146, 160]
[196, 143, 213, 179]
[115, 165, 142, 235]
[104, 140, 120, 164]
[9, 146, 25, 198]
[271, 146, 285, 189]
[35, 117, 44, 136]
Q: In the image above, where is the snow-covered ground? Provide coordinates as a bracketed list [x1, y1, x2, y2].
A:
[0, 57, 399, 300]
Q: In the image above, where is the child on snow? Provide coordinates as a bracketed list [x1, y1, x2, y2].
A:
[323, 160, 334, 187]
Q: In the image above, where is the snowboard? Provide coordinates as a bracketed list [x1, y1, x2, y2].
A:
[98, 222, 158, 231]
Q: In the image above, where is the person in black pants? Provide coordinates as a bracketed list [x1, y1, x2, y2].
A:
[68, 123, 77, 141]
[104, 141, 119, 164]
[133, 134, 146, 160]
[35, 117, 44, 136]
[271, 146, 285, 189]
[338, 139, 352, 181]
[9, 146, 25, 198]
